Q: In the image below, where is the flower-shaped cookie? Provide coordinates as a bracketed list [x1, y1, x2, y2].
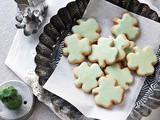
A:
[72, 18, 101, 44]
[73, 62, 103, 93]
[111, 13, 140, 41]
[105, 63, 134, 91]
[127, 46, 158, 76]
[88, 37, 118, 68]
[92, 76, 124, 108]
[111, 34, 130, 62]
[63, 34, 91, 64]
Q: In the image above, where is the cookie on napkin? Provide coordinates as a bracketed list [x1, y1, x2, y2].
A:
[63, 34, 91, 64]
[111, 12, 140, 41]
[72, 18, 101, 44]
[105, 63, 134, 91]
[110, 34, 130, 62]
[88, 37, 118, 68]
[73, 62, 103, 93]
[92, 76, 125, 108]
[127, 46, 158, 76]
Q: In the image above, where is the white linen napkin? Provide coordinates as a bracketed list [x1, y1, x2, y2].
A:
[43, 0, 160, 120]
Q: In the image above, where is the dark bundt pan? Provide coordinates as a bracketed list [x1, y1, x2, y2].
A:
[35, 0, 160, 119]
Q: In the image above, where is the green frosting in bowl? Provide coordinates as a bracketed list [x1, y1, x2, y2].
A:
[0, 85, 22, 109]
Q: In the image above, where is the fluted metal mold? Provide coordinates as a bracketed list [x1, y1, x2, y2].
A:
[35, 0, 160, 119]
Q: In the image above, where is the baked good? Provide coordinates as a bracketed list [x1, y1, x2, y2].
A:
[72, 18, 101, 44]
[88, 37, 118, 68]
[127, 46, 158, 76]
[105, 63, 134, 91]
[92, 76, 125, 108]
[111, 13, 140, 41]
[63, 34, 91, 64]
[73, 62, 103, 93]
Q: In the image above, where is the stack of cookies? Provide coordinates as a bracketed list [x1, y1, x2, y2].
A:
[63, 13, 158, 109]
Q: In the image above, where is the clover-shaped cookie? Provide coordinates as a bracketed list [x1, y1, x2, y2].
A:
[92, 76, 124, 108]
[111, 13, 140, 41]
[111, 34, 130, 62]
[127, 46, 158, 76]
[73, 62, 103, 93]
[88, 37, 118, 68]
[72, 18, 101, 44]
[105, 63, 134, 91]
[63, 34, 91, 64]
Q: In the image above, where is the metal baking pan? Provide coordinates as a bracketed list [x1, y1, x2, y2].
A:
[35, 0, 160, 119]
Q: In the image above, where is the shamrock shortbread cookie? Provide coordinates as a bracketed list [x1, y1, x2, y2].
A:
[127, 46, 158, 76]
[72, 18, 101, 44]
[111, 13, 140, 41]
[73, 62, 103, 93]
[63, 34, 91, 64]
[92, 76, 124, 108]
[111, 34, 130, 62]
[88, 37, 118, 68]
[105, 63, 134, 91]
[122, 41, 136, 66]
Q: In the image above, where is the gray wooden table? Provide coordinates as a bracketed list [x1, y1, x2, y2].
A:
[0, 0, 159, 120]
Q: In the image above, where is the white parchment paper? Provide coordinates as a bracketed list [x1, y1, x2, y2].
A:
[44, 0, 160, 120]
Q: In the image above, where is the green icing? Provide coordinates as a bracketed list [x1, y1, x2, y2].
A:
[105, 63, 133, 90]
[88, 37, 118, 68]
[63, 34, 91, 63]
[122, 41, 135, 66]
[125, 41, 135, 55]
[113, 34, 130, 61]
[0, 85, 22, 109]
[73, 62, 103, 93]
[113, 13, 140, 40]
[127, 46, 157, 76]
[72, 19, 100, 44]
[92, 76, 124, 108]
